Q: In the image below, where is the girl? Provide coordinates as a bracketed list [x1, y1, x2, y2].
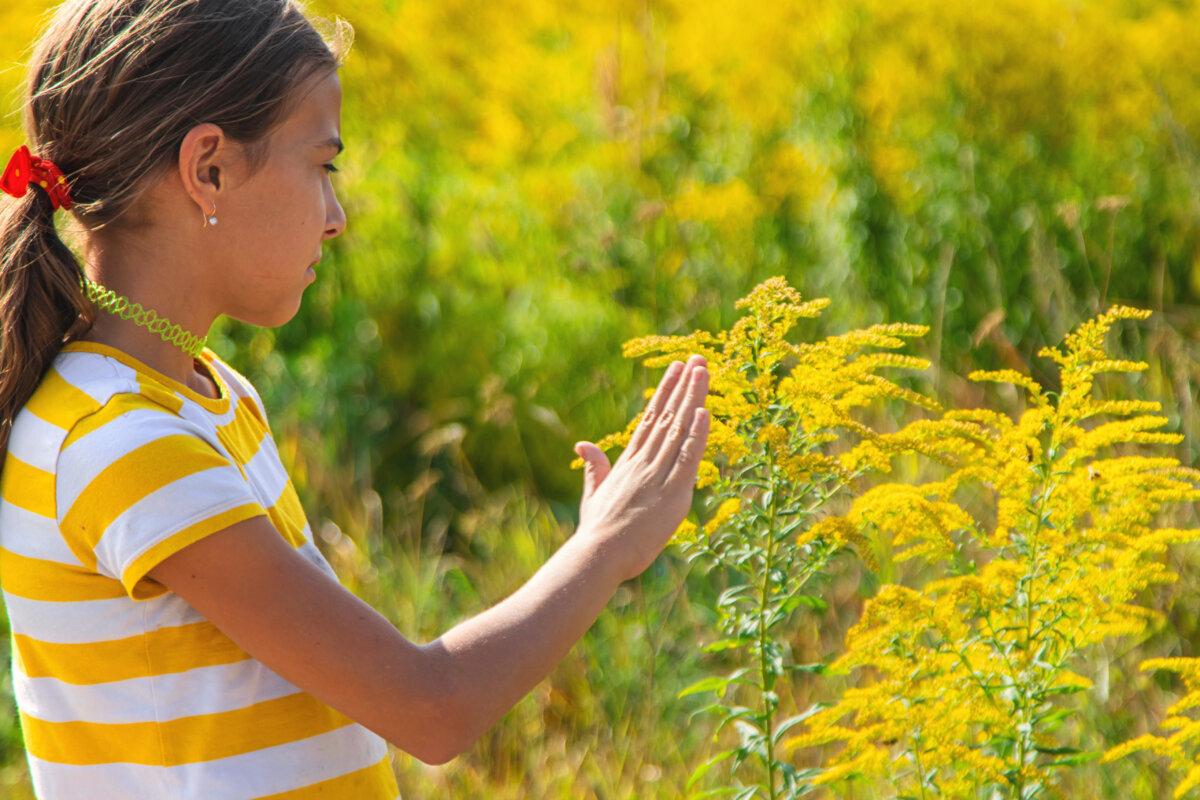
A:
[0, 0, 710, 797]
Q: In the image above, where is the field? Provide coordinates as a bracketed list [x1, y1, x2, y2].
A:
[4, 0, 1200, 797]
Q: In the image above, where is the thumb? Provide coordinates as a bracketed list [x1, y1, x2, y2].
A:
[574, 442, 611, 499]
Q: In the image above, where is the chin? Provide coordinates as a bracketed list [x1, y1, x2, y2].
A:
[227, 302, 303, 329]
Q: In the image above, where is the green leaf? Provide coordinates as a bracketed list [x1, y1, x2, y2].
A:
[687, 702, 730, 725]
[703, 637, 754, 654]
[797, 594, 828, 610]
[1045, 750, 1101, 768]
[677, 668, 752, 699]
[677, 676, 733, 699]
[1033, 708, 1074, 727]
[771, 704, 826, 744]
[780, 518, 807, 537]
[785, 665, 828, 679]
[715, 707, 761, 738]
[1034, 745, 1079, 756]
[717, 585, 752, 607]
[686, 749, 735, 791]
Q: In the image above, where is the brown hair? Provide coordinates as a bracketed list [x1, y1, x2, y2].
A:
[0, 0, 353, 459]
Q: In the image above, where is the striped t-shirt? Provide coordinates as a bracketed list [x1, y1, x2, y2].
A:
[0, 340, 400, 799]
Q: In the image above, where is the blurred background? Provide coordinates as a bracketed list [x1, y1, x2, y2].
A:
[3, 0, 1200, 796]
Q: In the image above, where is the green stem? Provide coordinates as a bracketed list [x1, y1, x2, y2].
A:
[911, 735, 930, 800]
[1012, 456, 1060, 799]
[758, 445, 780, 800]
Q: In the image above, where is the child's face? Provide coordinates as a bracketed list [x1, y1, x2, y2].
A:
[210, 68, 347, 327]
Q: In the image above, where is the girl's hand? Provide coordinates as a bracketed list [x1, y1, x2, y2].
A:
[572, 354, 710, 582]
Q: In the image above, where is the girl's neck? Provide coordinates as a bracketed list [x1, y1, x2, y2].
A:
[74, 234, 220, 398]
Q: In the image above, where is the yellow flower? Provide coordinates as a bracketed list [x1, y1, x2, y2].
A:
[668, 519, 700, 547]
[695, 460, 720, 489]
[703, 498, 742, 536]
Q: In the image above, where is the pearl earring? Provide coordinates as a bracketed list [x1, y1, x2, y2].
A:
[201, 204, 218, 227]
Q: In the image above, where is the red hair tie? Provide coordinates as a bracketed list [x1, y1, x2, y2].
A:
[1, 145, 74, 210]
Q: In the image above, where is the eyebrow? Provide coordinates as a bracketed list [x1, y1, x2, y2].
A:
[315, 137, 344, 154]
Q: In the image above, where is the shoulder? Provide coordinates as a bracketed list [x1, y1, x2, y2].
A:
[15, 346, 150, 444]
[46, 351, 237, 489]
[50, 383, 251, 583]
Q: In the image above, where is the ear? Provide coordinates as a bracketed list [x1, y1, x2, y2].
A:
[177, 122, 230, 218]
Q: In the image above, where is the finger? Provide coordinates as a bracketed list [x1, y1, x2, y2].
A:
[656, 361, 709, 470]
[642, 355, 706, 461]
[664, 406, 710, 488]
[623, 360, 686, 459]
[574, 442, 611, 499]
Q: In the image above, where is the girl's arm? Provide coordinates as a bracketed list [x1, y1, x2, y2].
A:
[429, 355, 710, 752]
[148, 511, 634, 765]
[148, 356, 709, 763]
[424, 520, 628, 756]
[148, 515, 461, 764]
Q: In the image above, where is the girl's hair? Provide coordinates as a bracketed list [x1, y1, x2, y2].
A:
[0, 0, 353, 460]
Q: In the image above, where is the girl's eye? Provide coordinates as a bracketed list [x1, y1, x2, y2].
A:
[323, 163, 339, 174]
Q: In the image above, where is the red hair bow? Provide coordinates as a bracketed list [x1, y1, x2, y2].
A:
[1, 145, 73, 210]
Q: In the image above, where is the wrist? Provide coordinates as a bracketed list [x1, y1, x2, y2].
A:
[569, 522, 631, 585]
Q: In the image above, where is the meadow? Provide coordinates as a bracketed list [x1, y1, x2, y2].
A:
[4, 0, 1200, 796]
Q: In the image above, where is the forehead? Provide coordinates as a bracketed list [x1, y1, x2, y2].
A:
[279, 70, 342, 144]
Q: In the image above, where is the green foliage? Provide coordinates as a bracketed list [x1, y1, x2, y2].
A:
[2, 0, 1200, 797]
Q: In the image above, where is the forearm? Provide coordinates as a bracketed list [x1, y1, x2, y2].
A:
[423, 526, 625, 753]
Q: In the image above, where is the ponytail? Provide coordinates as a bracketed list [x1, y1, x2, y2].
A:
[0, 180, 93, 460]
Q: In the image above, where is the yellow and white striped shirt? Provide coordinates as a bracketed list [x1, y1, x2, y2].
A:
[0, 340, 400, 799]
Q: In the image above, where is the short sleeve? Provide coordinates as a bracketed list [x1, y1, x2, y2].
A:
[55, 398, 270, 601]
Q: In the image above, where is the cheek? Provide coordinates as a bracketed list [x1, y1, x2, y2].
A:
[252, 167, 322, 222]
[227, 171, 325, 276]
[254, 186, 320, 245]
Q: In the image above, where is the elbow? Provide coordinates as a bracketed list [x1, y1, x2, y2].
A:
[409, 700, 473, 766]
[396, 698, 468, 766]
[412, 742, 460, 767]
[407, 642, 473, 766]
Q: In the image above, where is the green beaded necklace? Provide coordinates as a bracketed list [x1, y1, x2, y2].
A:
[78, 273, 208, 359]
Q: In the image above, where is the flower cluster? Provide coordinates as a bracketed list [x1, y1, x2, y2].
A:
[575, 276, 945, 797]
[784, 306, 1200, 797]
[572, 276, 937, 517]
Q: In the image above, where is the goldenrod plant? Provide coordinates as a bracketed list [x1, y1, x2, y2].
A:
[574, 276, 946, 799]
[785, 306, 1200, 798]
